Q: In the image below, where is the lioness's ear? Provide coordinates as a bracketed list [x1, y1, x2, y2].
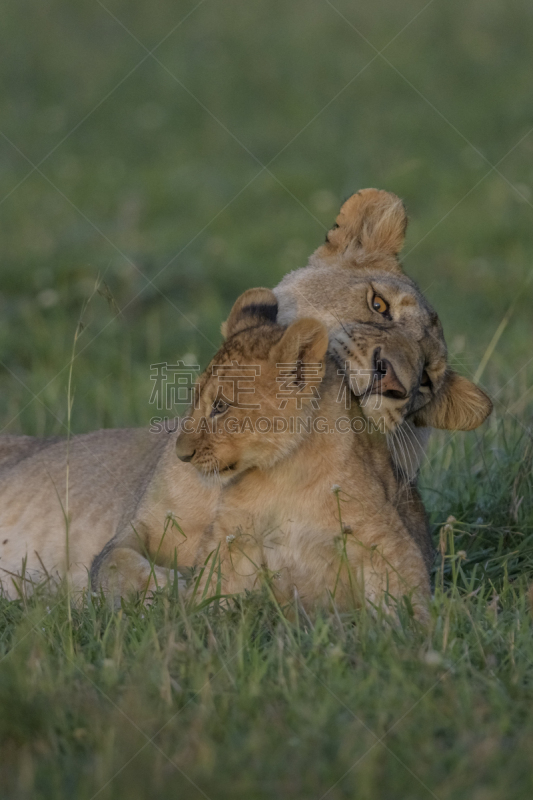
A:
[313, 188, 407, 272]
[222, 288, 278, 338]
[414, 370, 493, 431]
[272, 318, 329, 368]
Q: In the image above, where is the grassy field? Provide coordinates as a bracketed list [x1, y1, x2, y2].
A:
[1, 0, 533, 797]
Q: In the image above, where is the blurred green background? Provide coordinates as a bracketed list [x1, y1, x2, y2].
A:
[0, 0, 532, 435]
[2, 6, 533, 799]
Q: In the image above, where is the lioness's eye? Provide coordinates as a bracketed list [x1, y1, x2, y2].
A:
[420, 370, 431, 388]
[210, 398, 229, 417]
[371, 294, 390, 316]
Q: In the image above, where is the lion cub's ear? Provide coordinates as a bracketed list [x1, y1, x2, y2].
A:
[272, 318, 329, 371]
[222, 288, 278, 338]
[414, 370, 493, 431]
[314, 188, 407, 271]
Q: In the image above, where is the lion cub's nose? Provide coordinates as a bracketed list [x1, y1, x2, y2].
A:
[176, 435, 196, 463]
[177, 450, 196, 463]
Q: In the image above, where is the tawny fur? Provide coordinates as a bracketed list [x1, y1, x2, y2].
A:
[176, 291, 490, 619]
[0, 189, 491, 601]
[191, 349, 432, 619]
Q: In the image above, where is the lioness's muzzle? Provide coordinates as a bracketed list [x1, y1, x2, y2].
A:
[371, 347, 407, 399]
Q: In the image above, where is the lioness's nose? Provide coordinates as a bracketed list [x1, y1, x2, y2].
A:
[373, 348, 407, 399]
[176, 435, 196, 463]
[379, 360, 407, 399]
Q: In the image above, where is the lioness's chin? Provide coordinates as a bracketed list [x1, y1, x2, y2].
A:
[364, 416, 401, 435]
[359, 402, 405, 435]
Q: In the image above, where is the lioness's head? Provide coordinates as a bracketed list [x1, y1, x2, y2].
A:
[274, 188, 492, 434]
[175, 288, 328, 483]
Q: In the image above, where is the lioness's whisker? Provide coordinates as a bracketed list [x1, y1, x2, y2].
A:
[387, 431, 405, 480]
[404, 423, 432, 470]
[396, 425, 416, 482]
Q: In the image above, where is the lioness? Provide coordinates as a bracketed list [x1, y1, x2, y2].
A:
[0, 190, 491, 600]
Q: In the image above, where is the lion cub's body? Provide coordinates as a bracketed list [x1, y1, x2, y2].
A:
[195, 361, 430, 615]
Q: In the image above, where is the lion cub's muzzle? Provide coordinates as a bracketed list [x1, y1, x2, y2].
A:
[176, 429, 239, 482]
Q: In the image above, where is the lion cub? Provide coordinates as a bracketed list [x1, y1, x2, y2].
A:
[176, 289, 438, 617]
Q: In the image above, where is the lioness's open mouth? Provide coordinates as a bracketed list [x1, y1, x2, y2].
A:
[331, 341, 407, 402]
[370, 347, 407, 400]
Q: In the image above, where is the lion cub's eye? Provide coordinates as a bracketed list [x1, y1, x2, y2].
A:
[210, 398, 229, 417]
[420, 370, 431, 388]
[371, 294, 390, 317]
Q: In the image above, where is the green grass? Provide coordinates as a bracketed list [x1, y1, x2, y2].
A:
[1, 494, 533, 800]
[1, 0, 533, 797]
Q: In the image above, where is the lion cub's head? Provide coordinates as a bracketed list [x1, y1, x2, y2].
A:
[274, 188, 492, 434]
[175, 289, 328, 483]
